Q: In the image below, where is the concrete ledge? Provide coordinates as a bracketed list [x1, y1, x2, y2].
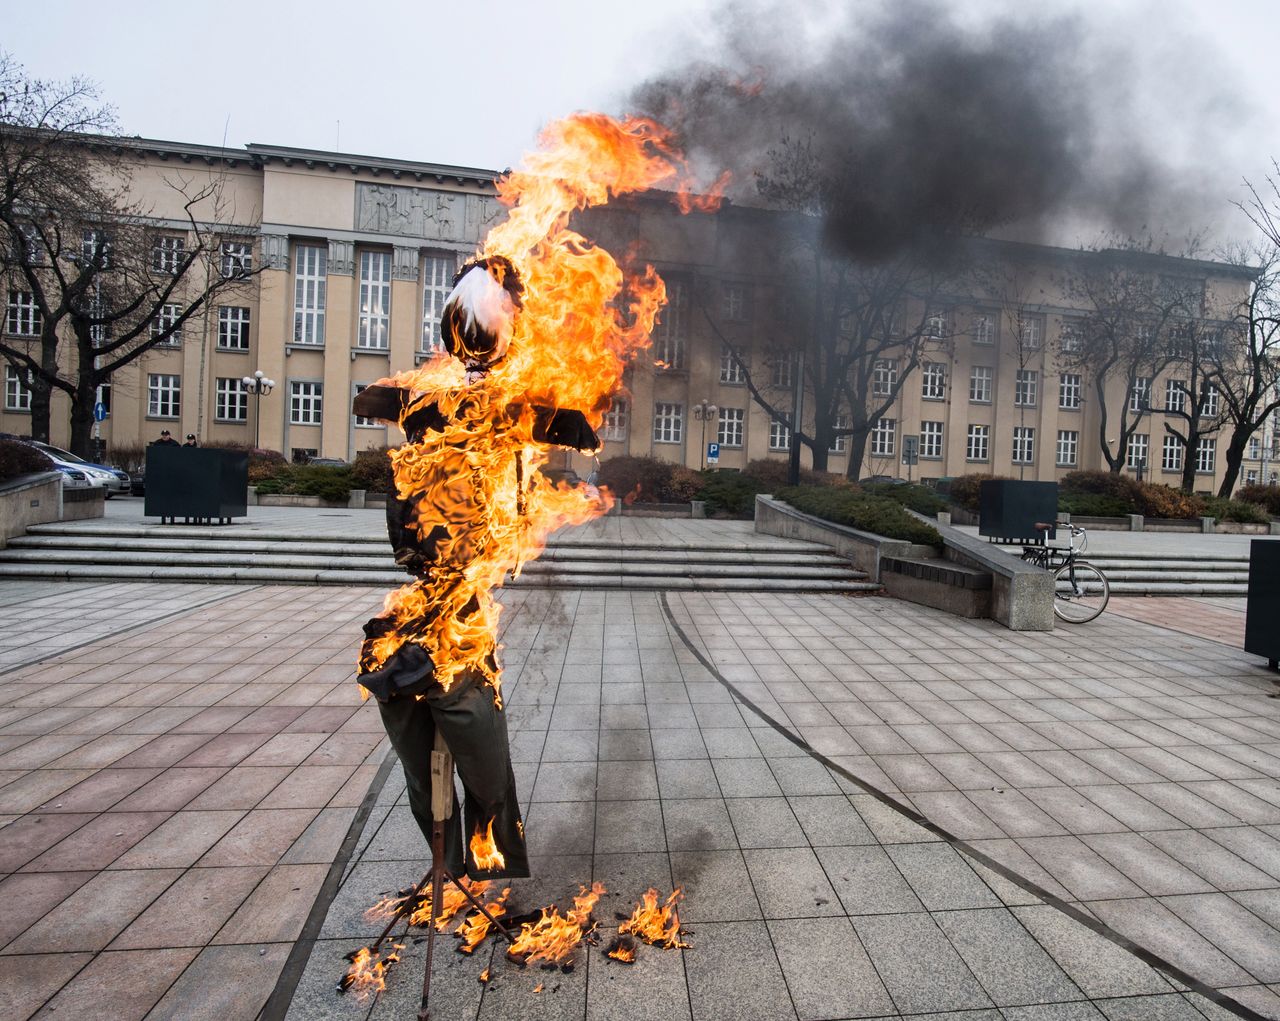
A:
[60, 485, 106, 522]
[915, 512, 1054, 631]
[0, 472, 63, 546]
[754, 494, 935, 580]
[881, 557, 993, 618]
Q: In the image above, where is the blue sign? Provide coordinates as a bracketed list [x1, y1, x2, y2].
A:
[707, 442, 720, 464]
[93, 402, 106, 422]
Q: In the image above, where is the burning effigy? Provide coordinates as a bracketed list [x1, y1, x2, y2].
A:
[344, 114, 716, 1011]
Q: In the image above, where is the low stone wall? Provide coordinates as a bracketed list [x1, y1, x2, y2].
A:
[754, 495, 935, 580]
[880, 556, 993, 619]
[62, 486, 106, 521]
[934, 521, 1054, 630]
[0, 472, 63, 547]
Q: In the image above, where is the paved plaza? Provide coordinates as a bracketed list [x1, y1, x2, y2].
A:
[0, 505, 1278, 1021]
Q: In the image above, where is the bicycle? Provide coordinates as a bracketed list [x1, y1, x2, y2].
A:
[1020, 522, 1110, 623]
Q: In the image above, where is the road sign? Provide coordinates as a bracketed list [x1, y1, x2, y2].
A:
[902, 436, 918, 466]
[93, 402, 106, 422]
[706, 442, 720, 465]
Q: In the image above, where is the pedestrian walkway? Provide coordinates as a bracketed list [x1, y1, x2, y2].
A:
[1, 572, 1278, 1018]
[1109, 596, 1248, 648]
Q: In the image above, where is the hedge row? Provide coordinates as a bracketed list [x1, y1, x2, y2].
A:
[0, 439, 54, 483]
[773, 485, 943, 548]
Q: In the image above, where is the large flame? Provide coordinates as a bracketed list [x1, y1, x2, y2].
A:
[507, 881, 606, 968]
[358, 114, 722, 702]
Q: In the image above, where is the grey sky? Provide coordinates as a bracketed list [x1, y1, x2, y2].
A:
[9, 0, 1280, 238]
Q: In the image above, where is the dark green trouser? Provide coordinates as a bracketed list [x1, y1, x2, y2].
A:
[377, 671, 530, 881]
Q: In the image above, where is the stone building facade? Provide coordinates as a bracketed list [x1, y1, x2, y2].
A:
[3, 136, 1276, 492]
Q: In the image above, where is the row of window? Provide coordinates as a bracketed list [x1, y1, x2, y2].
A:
[640, 400, 849, 453]
[6, 290, 253, 350]
[15, 227, 250, 278]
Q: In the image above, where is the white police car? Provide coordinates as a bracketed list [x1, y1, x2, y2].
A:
[29, 441, 131, 496]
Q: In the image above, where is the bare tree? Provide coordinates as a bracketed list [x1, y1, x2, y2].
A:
[1160, 316, 1228, 493]
[0, 53, 259, 455]
[1057, 240, 1198, 475]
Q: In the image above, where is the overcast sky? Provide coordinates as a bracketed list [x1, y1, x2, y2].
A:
[9, 0, 1280, 240]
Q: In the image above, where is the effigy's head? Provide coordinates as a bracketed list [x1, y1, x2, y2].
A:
[440, 255, 525, 370]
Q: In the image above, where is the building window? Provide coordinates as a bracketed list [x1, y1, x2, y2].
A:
[290, 381, 323, 425]
[1127, 433, 1149, 470]
[830, 414, 849, 454]
[6, 291, 41, 336]
[1130, 377, 1151, 413]
[717, 407, 744, 447]
[602, 398, 629, 442]
[872, 359, 898, 397]
[723, 283, 748, 322]
[1162, 434, 1184, 473]
[215, 377, 248, 422]
[1058, 373, 1081, 410]
[920, 420, 943, 459]
[1060, 318, 1083, 353]
[719, 344, 746, 384]
[972, 313, 995, 345]
[921, 362, 946, 400]
[358, 251, 391, 349]
[969, 366, 992, 404]
[293, 243, 327, 345]
[1199, 384, 1219, 418]
[421, 253, 454, 353]
[81, 229, 111, 269]
[967, 424, 990, 462]
[151, 234, 185, 274]
[4, 365, 32, 412]
[1165, 379, 1186, 414]
[1246, 468, 1259, 485]
[654, 279, 688, 370]
[1019, 317, 1042, 350]
[220, 241, 252, 279]
[1195, 437, 1216, 474]
[218, 306, 251, 350]
[653, 402, 683, 444]
[769, 419, 790, 451]
[1056, 430, 1078, 467]
[871, 417, 896, 457]
[1248, 436, 1262, 460]
[86, 295, 111, 348]
[1014, 369, 1037, 408]
[147, 373, 181, 418]
[925, 310, 947, 339]
[1012, 426, 1035, 464]
[771, 354, 794, 388]
[150, 303, 182, 346]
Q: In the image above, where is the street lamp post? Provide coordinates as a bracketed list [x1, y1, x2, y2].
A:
[692, 400, 718, 470]
[242, 370, 275, 450]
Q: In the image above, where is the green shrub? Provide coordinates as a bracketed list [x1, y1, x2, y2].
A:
[1200, 495, 1270, 524]
[250, 464, 352, 503]
[946, 473, 1014, 513]
[774, 485, 943, 547]
[698, 471, 765, 517]
[1236, 484, 1280, 517]
[352, 445, 395, 494]
[0, 439, 53, 482]
[1058, 493, 1133, 517]
[1060, 469, 1142, 504]
[859, 481, 948, 516]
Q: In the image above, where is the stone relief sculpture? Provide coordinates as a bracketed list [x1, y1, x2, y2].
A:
[355, 183, 501, 244]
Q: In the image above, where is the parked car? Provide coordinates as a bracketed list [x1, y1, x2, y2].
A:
[29, 442, 131, 496]
[306, 457, 350, 468]
[56, 465, 91, 489]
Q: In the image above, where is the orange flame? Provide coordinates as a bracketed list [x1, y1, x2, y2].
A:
[470, 819, 506, 872]
[478, 967, 491, 984]
[619, 887, 691, 949]
[507, 881, 606, 967]
[455, 886, 511, 954]
[606, 935, 638, 963]
[358, 113, 717, 703]
[407, 878, 490, 931]
[339, 943, 402, 999]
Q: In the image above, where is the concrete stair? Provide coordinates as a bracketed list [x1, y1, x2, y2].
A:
[998, 547, 1250, 596]
[0, 523, 879, 593]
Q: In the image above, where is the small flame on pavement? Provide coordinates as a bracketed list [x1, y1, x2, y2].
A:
[605, 934, 638, 963]
[338, 943, 403, 998]
[478, 967, 491, 984]
[408, 877, 492, 930]
[533, 982, 545, 993]
[456, 886, 511, 953]
[619, 887, 691, 949]
[507, 882, 605, 968]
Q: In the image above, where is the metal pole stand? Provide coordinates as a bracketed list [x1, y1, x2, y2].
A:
[418, 732, 514, 1021]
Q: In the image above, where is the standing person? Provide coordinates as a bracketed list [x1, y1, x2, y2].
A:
[183, 434, 199, 448]
[152, 429, 178, 446]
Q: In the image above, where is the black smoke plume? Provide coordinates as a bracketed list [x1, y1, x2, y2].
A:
[632, 0, 1230, 260]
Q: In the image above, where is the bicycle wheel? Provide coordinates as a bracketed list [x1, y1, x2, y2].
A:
[1052, 560, 1109, 623]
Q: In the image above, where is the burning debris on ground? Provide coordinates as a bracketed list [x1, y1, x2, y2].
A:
[617, 886, 692, 949]
[338, 943, 404, 999]
[604, 934, 638, 963]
